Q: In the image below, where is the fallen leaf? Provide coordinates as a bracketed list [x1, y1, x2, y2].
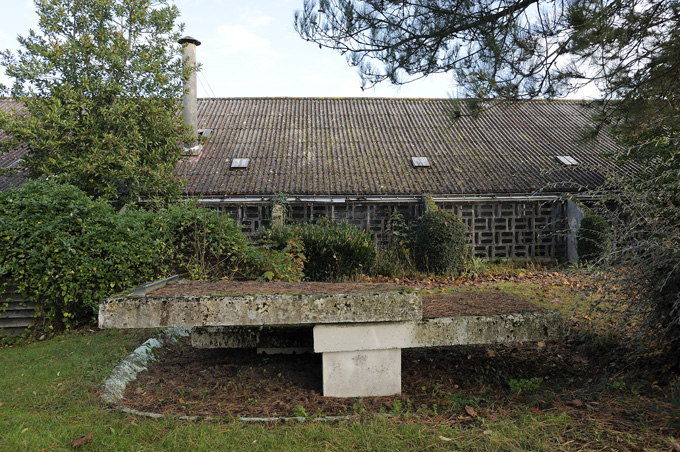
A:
[486, 349, 496, 357]
[464, 405, 478, 417]
[439, 436, 453, 442]
[0, 402, 4, 407]
[529, 407, 542, 414]
[72, 432, 92, 449]
[537, 341, 545, 348]
[134, 387, 143, 395]
[567, 399, 584, 408]
[670, 442, 680, 452]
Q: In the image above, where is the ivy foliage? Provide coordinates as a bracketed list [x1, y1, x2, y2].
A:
[414, 208, 467, 275]
[0, 181, 303, 331]
[0, 180, 167, 329]
[0, 0, 191, 204]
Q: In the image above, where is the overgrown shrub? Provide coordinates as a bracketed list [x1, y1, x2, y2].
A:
[577, 215, 612, 264]
[0, 183, 304, 332]
[591, 177, 680, 367]
[0, 180, 167, 330]
[248, 224, 305, 281]
[297, 219, 375, 281]
[155, 204, 252, 280]
[414, 209, 467, 275]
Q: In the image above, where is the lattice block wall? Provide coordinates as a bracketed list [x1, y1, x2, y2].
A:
[204, 199, 568, 260]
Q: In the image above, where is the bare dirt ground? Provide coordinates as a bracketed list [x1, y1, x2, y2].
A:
[120, 273, 677, 443]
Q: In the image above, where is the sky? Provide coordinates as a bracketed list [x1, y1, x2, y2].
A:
[0, 0, 461, 99]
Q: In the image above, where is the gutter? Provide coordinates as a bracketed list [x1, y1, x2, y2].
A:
[187, 193, 602, 205]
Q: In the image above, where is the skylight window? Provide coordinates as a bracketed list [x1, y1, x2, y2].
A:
[197, 128, 212, 137]
[411, 157, 431, 168]
[231, 158, 250, 169]
[556, 156, 579, 166]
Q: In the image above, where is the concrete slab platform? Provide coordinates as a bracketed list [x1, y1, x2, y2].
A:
[99, 290, 421, 329]
[313, 312, 564, 353]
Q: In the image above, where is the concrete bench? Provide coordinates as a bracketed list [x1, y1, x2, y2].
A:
[99, 278, 563, 398]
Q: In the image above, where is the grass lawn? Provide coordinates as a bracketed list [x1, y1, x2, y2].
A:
[1, 272, 679, 451]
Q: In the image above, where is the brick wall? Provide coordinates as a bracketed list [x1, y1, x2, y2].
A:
[203, 198, 568, 260]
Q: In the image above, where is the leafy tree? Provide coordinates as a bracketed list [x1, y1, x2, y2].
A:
[0, 0, 191, 204]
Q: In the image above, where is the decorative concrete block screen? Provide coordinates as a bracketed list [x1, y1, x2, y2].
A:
[203, 199, 568, 260]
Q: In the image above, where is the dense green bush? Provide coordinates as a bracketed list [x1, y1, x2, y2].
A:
[155, 204, 252, 280]
[248, 224, 305, 281]
[0, 180, 167, 330]
[414, 208, 468, 274]
[297, 219, 375, 281]
[0, 182, 305, 332]
[577, 215, 612, 264]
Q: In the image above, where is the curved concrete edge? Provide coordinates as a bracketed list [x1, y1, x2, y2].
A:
[101, 327, 374, 423]
[101, 327, 190, 405]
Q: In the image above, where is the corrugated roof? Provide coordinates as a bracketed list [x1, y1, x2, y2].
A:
[178, 97, 626, 197]
[1, 97, 629, 197]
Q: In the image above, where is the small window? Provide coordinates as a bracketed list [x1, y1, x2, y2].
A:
[411, 156, 431, 168]
[231, 158, 250, 169]
[556, 156, 579, 166]
[197, 128, 212, 137]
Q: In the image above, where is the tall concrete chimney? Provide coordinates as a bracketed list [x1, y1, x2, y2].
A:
[178, 36, 201, 148]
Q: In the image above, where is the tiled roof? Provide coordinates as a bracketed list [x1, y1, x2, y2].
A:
[179, 98, 627, 197]
[1, 97, 629, 197]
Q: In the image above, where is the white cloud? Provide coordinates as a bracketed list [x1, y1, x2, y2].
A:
[214, 24, 273, 57]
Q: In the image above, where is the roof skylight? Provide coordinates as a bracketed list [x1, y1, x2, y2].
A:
[556, 156, 579, 166]
[231, 158, 250, 169]
[411, 156, 431, 168]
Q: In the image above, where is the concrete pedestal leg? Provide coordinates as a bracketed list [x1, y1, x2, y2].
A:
[322, 349, 401, 397]
[314, 322, 410, 397]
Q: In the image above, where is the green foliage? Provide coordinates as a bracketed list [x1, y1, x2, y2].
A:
[298, 219, 375, 281]
[250, 224, 305, 282]
[0, 180, 167, 329]
[0, 0, 191, 204]
[155, 204, 252, 280]
[414, 209, 467, 275]
[0, 182, 305, 331]
[595, 182, 680, 366]
[577, 215, 612, 264]
[508, 378, 543, 394]
[270, 192, 291, 225]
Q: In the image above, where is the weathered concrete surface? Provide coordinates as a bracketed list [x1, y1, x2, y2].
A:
[99, 291, 421, 329]
[191, 325, 313, 349]
[314, 311, 564, 353]
[322, 349, 401, 397]
[314, 322, 412, 353]
[410, 311, 564, 347]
